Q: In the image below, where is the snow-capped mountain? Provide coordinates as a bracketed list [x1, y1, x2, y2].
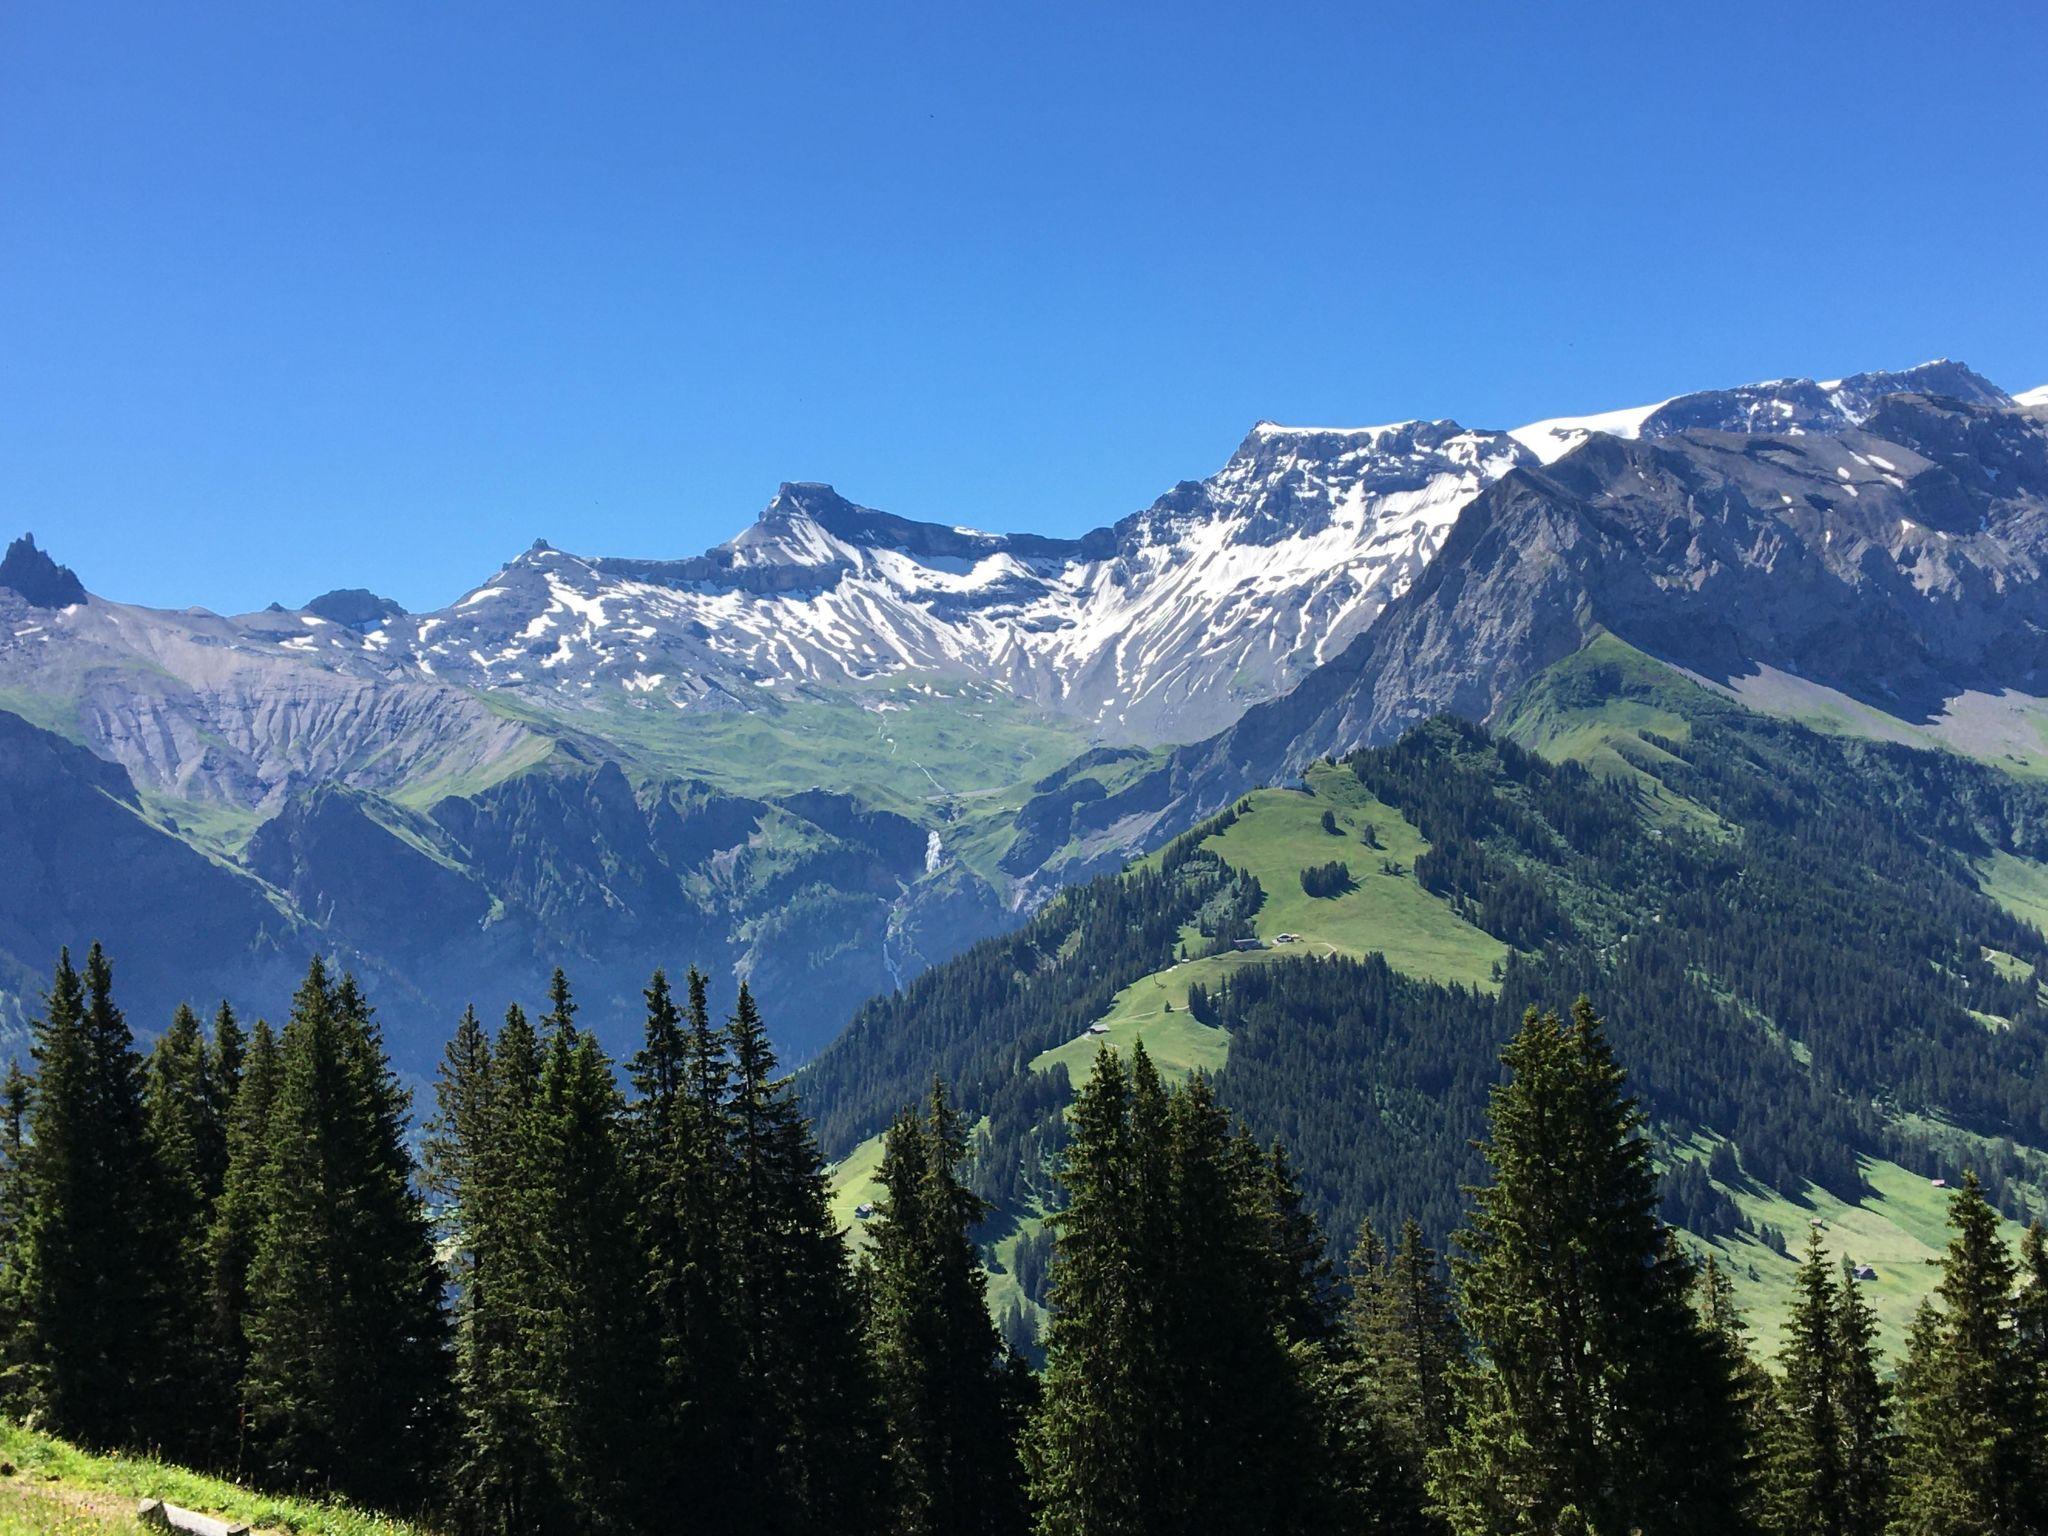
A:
[384, 417, 1529, 746]
[1507, 359, 2009, 463]
[1, 355, 2038, 1067]
[0, 360, 2020, 816]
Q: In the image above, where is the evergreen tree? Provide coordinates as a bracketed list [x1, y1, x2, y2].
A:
[1256, 1137, 1342, 1346]
[541, 967, 577, 1041]
[206, 1001, 244, 1168]
[208, 1014, 277, 1476]
[725, 981, 879, 1532]
[427, 1005, 550, 1533]
[1310, 1228, 1425, 1536]
[0, 1060, 33, 1408]
[1829, 1258, 1891, 1536]
[15, 945, 168, 1448]
[2016, 1222, 2048, 1511]
[1169, 1070, 1324, 1533]
[142, 1001, 234, 1458]
[1768, 1228, 1843, 1536]
[205, 1015, 276, 1474]
[1889, 1172, 2035, 1536]
[1694, 1252, 1777, 1536]
[629, 968, 745, 1531]
[240, 958, 449, 1508]
[522, 1017, 657, 1533]
[1026, 1045, 1323, 1535]
[1337, 1217, 1461, 1529]
[864, 1080, 1026, 1536]
[1428, 999, 1755, 1536]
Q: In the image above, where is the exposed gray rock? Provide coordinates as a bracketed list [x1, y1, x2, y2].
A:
[0, 535, 86, 609]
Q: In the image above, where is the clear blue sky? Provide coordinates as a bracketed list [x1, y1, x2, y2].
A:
[4, 1, 2044, 614]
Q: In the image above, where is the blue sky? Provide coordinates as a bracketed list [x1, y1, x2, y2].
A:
[4, 1, 2044, 614]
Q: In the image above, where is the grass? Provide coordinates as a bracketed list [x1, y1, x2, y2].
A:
[1205, 763, 1507, 988]
[1032, 978, 1231, 1082]
[984, 1219, 1050, 1348]
[0, 1423, 431, 1536]
[826, 1128, 888, 1237]
[477, 678, 1097, 888]
[0, 1480, 138, 1535]
[1499, 633, 1726, 833]
[0, 689, 85, 744]
[1973, 849, 2048, 935]
[1678, 1145, 2034, 1356]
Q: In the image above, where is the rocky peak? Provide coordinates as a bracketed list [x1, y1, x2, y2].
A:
[0, 534, 87, 609]
[303, 587, 407, 631]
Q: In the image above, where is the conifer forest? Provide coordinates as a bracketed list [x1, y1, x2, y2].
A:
[4, 945, 2046, 1535]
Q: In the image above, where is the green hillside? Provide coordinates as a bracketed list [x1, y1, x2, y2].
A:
[821, 640, 2048, 1356]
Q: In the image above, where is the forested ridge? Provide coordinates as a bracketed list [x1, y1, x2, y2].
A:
[5, 946, 2048, 1534]
[806, 685, 2048, 1301]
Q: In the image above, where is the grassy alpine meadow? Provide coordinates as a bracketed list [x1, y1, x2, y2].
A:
[0, 1423, 433, 1536]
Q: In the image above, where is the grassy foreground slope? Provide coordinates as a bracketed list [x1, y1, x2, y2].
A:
[0, 1422, 429, 1536]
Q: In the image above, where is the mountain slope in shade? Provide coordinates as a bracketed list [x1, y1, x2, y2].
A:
[0, 709, 306, 1042]
[0, 706, 1009, 1063]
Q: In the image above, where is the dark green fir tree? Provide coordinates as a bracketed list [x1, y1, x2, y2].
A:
[725, 981, 880, 1532]
[864, 1079, 1026, 1536]
[1428, 1000, 1755, 1536]
[239, 959, 449, 1508]
[15, 945, 168, 1448]
[1888, 1172, 2036, 1536]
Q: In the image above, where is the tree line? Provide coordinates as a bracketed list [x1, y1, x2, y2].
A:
[4, 946, 2048, 1534]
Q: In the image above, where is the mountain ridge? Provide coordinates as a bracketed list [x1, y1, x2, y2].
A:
[5, 356, 2044, 1065]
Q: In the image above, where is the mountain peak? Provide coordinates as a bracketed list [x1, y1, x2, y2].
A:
[303, 588, 406, 631]
[0, 534, 87, 609]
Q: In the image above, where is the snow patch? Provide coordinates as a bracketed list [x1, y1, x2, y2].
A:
[1509, 399, 1670, 463]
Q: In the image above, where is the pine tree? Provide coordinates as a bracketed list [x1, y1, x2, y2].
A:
[1829, 1257, 1890, 1536]
[240, 959, 449, 1507]
[0, 1060, 34, 1408]
[865, 1080, 1026, 1536]
[1026, 1045, 1323, 1535]
[725, 981, 879, 1533]
[629, 968, 745, 1531]
[1889, 1172, 2033, 1536]
[427, 1004, 551, 1533]
[1768, 1227, 1843, 1536]
[206, 1001, 244, 1163]
[1023, 1045, 1143, 1534]
[1694, 1252, 1777, 1536]
[1428, 999, 1755, 1536]
[1256, 1137, 1342, 1346]
[16, 945, 169, 1448]
[1336, 1216, 1462, 1529]
[208, 1014, 277, 1476]
[142, 1001, 234, 1458]
[1168, 1071, 1327, 1534]
[522, 1017, 657, 1533]
[541, 967, 577, 1041]
[2016, 1222, 2048, 1513]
